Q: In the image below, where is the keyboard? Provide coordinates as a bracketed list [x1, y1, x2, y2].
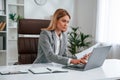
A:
[63, 63, 85, 69]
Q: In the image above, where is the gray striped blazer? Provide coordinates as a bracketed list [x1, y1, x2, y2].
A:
[34, 30, 76, 65]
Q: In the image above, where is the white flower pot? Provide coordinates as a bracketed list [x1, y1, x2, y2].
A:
[12, 22, 17, 28]
[9, 21, 18, 28]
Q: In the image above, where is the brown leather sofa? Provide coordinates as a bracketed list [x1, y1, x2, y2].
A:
[17, 19, 50, 64]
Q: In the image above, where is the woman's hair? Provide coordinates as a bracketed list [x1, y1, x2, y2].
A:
[46, 8, 71, 30]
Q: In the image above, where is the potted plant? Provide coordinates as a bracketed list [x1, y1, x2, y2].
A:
[9, 13, 23, 27]
[68, 27, 92, 55]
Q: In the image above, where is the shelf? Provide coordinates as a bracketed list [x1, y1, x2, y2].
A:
[0, 0, 6, 65]
[6, 0, 24, 66]
[8, 3, 24, 6]
[0, 14, 6, 16]
[0, 50, 6, 53]
[8, 27, 17, 29]
[0, 31, 6, 33]
[8, 39, 17, 41]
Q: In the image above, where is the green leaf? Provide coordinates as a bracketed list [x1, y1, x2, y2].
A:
[9, 13, 24, 22]
[68, 27, 92, 55]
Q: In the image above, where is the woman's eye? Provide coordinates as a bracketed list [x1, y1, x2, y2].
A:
[65, 21, 69, 23]
[62, 20, 66, 22]
[62, 20, 69, 23]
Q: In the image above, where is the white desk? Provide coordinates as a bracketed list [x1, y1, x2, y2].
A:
[0, 59, 120, 80]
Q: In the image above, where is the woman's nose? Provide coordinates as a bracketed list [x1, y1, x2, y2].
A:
[65, 23, 68, 26]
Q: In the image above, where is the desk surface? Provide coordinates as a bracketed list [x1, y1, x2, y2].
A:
[0, 59, 120, 80]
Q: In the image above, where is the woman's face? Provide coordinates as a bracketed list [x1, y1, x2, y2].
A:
[56, 15, 70, 32]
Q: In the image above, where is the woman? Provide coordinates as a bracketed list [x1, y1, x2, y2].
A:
[34, 9, 88, 65]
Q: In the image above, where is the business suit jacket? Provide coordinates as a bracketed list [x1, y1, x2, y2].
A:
[34, 30, 76, 65]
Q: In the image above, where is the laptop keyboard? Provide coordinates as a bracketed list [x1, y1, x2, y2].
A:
[63, 63, 85, 69]
[69, 64, 85, 68]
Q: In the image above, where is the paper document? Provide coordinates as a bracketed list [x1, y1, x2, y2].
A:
[29, 67, 68, 74]
[0, 70, 28, 75]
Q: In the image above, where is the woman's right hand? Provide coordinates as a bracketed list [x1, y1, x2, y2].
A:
[70, 59, 87, 64]
[70, 59, 88, 64]
[70, 59, 81, 64]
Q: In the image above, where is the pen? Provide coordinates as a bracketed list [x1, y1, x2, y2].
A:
[46, 68, 68, 73]
[46, 68, 52, 71]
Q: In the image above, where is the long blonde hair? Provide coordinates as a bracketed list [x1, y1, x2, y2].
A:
[46, 9, 71, 31]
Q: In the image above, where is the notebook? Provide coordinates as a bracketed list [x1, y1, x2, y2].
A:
[63, 46, 111, 71]
[29, 67, 68, 74]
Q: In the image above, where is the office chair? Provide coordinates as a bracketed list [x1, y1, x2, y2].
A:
[17, 19, 50, 64]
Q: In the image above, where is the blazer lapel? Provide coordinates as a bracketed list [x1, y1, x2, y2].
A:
[59, 33, 64, 55]
[51, 31, 56, 53]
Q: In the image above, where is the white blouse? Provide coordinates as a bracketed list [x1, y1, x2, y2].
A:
[55, 32, 71, 65]
[55, 32, 62, 55]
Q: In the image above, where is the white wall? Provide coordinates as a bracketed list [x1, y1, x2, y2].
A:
[24, 0, 75, 26]
[75, 0, 97, 43]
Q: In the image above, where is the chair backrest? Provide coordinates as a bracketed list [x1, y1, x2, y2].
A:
[18, 19, 50, 64]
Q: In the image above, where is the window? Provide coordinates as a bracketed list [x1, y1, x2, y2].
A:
[96, 0, 120, 44]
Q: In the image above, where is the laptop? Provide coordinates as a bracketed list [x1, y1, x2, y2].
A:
[63, 46, 111, 71]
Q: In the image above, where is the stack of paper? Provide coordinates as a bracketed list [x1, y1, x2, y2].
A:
[0, 70, 28, 75]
